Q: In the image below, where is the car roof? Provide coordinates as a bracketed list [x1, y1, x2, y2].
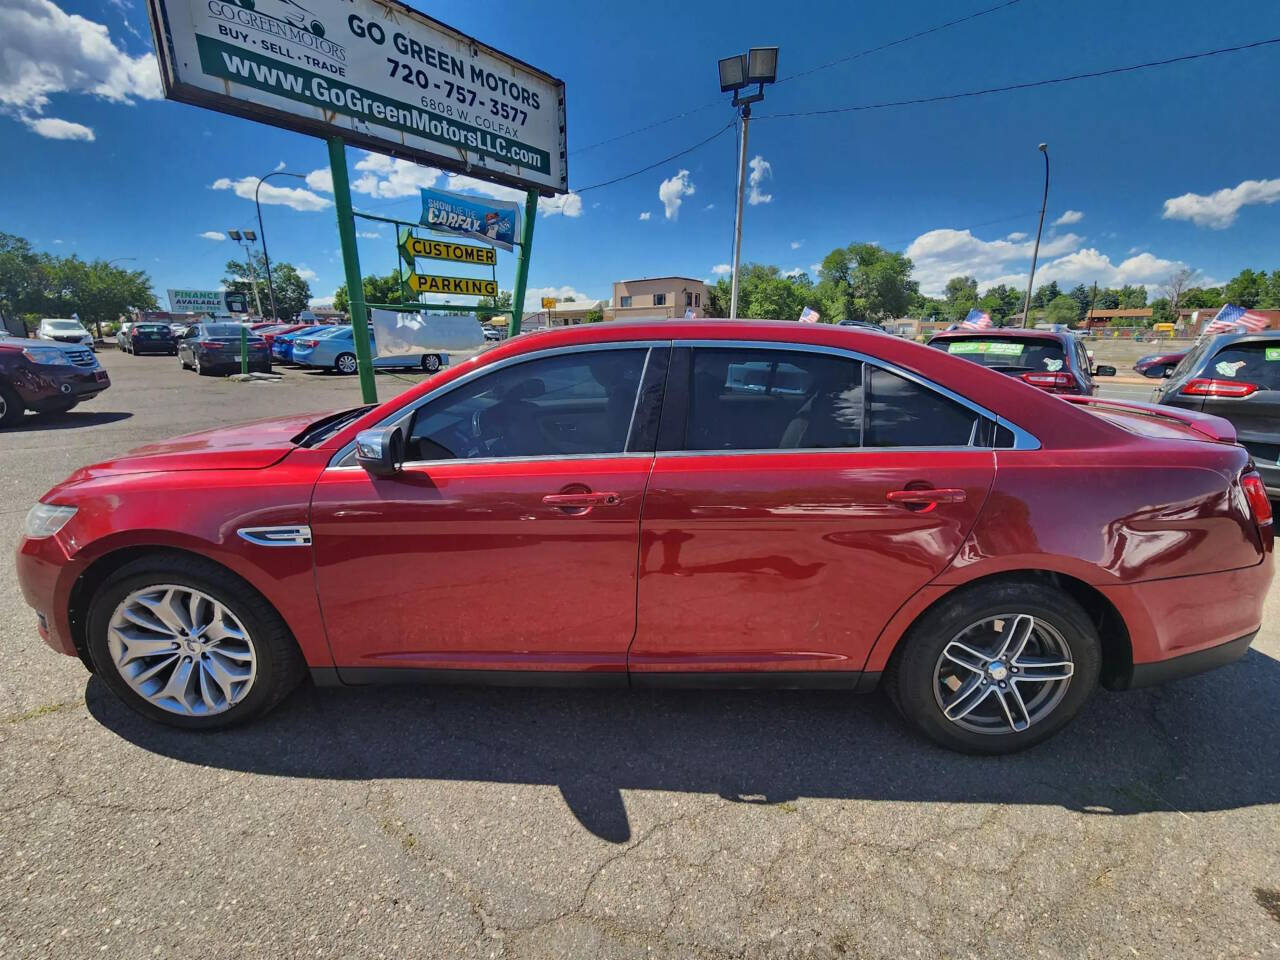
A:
[929, 328, 1067, 342]
[1203, 331, 1280, 348]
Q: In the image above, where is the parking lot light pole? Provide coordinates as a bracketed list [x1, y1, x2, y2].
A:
[1021, 143, 1050, 328]
[255, 171, 306, 321]
[718, 46, 778, 320]
[227, 230, 263, 316]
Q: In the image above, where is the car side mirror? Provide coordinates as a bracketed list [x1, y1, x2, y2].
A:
[354, 425, 404, 478]
[1093, 365, 1116, 377]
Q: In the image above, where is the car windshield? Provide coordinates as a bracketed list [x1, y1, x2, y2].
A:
[45, 320, 83, 331]
[934, 337, 1068, 372]
[294, 406, 375, 447]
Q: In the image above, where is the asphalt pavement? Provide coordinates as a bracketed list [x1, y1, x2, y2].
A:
[2, 350, 1279, 959]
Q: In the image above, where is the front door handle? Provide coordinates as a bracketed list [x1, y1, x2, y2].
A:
[886, 488, 967, 507]
[542, 491, 620, 508]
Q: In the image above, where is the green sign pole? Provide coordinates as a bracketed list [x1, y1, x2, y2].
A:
[327, 136, 377, 404]
[508, 189, 540, 338]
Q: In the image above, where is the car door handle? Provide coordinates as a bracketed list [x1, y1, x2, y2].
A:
[542, 492, 620, 508]
[886, 488, 967, 505]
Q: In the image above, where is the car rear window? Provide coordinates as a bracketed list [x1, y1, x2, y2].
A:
[936, 337, 1067, 372]
[204, 324, 246, 337]
[1204, 343, 1280, 389]
[135, 324, 169, 333]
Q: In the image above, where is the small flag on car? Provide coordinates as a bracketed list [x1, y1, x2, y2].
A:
[1202, 303, 1270, 334]
[960, 309, 993, 330]
[798, 306, 820, 323]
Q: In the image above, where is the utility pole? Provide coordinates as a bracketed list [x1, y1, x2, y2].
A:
[1021, 143, 1050, 328]
[729, 104, 750, 320]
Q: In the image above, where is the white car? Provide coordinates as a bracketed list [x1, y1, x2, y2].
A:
[116, 322, 133, 350]
[38, 318, 95, 351]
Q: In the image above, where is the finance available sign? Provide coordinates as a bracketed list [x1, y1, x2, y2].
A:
[405, 274, 498, 297]
[146, 0, 567, 194]
[167, 289, 246, 314]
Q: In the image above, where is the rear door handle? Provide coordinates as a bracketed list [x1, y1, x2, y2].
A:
[542, 492, 620, 508]
[886, 488, 967, 505]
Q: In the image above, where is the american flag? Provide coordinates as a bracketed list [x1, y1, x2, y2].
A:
[1204, 303, 1271, 335]
[798, 306, 820, 323]
[960, 308, 992, 330]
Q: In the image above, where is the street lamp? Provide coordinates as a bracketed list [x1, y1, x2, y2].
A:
[1021, 143, 1050, 328]
[718, 45, 778, 319]
[226, 229, 264, 316]
[255, 171, 307, 320]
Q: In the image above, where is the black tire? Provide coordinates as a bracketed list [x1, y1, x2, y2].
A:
[85, 553, 305, 730]
[884, 580, 1100, 754]
[195, 356, 208, 376]
[335, 352, 357, 375]
[0, 381, 23, 428]
[422, 354, 442, 372]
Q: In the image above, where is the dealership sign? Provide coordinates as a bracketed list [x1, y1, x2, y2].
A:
[146, 0, 568, 194]
[398, 228, 496, 266]
[167, 289, 247, 314]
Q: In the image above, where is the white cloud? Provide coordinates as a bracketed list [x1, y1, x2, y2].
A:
[790, 240, 803, 250]
[810, 263, 821, 274]
[703, 203, 715, 211]
[352, 153, 441, 198]
[443, 170, 581, 218]
[659, 169, 695, 219]
[309, 295, 336, 309]
[274, 160, 285, 172]
[23, 115, 93, 140]
[1006, 231, 1028, 242]
[537, 191, 583, 218]
[1162, 177, 1280, 229]
[356, 230, 382, 240]
[639, 211, 652, 221]
[295, 267, 318, 282]
[211, 176, 331, 212]
[747, 155, 772, 205]
[304, 168, 333, 193]
[0, 0, 162, 137]
[906, 228, 1084, 297]
[199, 231, 226, 241]
[783, 267, 805, 278]
[1053, 210, 1084, 226]
[523, 285, 593, 312]
[711, 263, 732, 276]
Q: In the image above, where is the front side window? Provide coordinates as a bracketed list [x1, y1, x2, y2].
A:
[683, 347, 982, 451]
[406, 348, 649, 461]
[653, 293, 667, 307]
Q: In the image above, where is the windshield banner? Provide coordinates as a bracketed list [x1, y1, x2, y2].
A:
[947, 341, 1024, 356]
[419, 187, 520, 251]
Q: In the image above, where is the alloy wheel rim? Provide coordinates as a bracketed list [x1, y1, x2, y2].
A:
[0, 394, 7, 418]
[338, 355, 356, 373]
[932, 614, 1074, 735]
[107, 584, 257, 716]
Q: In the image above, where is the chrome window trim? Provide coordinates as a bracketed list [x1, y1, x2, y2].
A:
[328, 340, 668, 469]
[671, 338, 1041, 451]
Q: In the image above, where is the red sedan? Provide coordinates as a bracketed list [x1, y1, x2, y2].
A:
[15, 321, 1273, 753]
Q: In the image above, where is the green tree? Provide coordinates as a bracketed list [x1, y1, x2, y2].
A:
[0, 233, 47, 333]
[1044, 294, 1079, 327]
[584, 305, 604, 323]
[1068, 284, 1092, 321]
[332, 271, 403, 314]
[1150, 297, 1175, 325]
[815, 244, 916, 324]
[1181, 287, 1225, 309]
[225, 256, 311, 320]
[747, 275, 806, 320]
[477, 289, 513, 322]
[1031, 281, 1061, 308]
[1117, 284, 1148, 308]
[270, 264, 312, 321]
[977, 283, 1021, 324]
[1224, 269, 1266, 308]
[1094, 288, 1120, 310]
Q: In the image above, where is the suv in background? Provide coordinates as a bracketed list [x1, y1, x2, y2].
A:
[927, 328, 1115, 395]
[37, 317, 95, 351]
[1155, 331, 1280, 494]
[0, 337, 111, 428]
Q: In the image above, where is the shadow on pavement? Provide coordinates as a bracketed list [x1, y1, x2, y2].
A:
[12, 410, 132, 432]
[87, 648, 1280, 842]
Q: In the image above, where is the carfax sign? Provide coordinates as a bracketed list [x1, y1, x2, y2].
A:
[146, 0, 567, 194]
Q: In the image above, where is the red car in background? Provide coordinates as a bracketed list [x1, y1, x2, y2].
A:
[253, 323, 309, 346]
[15, 321, 1272, 753]
[928, 328, 1115, 395]
[1134, 351, 1186, 379]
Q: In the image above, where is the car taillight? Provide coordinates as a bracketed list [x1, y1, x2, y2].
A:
[1241, 471, 1272, 527]
[1021, 372, 1075, 390]
[197, 340, 223, 349]
[298, 339, 317, 347]
[1180, 378, 1258, 398]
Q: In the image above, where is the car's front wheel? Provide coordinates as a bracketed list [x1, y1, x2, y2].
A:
[335, 352, 357, 374]
[885, 580, 1100, 754]
[422, 354, 442, 372]
[85, 554, 305, 729]
[0, 381, 24, 428]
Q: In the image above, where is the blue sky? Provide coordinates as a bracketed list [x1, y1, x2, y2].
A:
[3, 0, 1280, 310]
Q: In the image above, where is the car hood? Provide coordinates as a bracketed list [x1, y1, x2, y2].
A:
[4, 336, 88, 352]
[63, 411, 326, 480]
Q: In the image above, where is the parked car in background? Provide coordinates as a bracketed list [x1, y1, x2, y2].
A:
[1155, 331, 1280, 495]
[115, 322, 133, 350]
[15, 321, 1273, 754]
[1134, 351, 1186, 379]
[272, 325, 328, 365]
[176, 322, 271, 376]
[255, 323, 309, 347]
[293, 325, 448, 374]
[169, 322, 192, 339]
[1, 337, 110, 427]
[927, 328, 1115, 395]
[121, 322, 178, 356]
[37, 318, 95, 352]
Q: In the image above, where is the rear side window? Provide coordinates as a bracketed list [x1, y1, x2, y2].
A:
[1204, 343, 1280, 389]
[683, 348, 983, 451]
[938, 337, 1068, 372]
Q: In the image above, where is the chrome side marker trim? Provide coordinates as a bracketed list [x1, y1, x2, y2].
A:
[237, 525, 312, 547]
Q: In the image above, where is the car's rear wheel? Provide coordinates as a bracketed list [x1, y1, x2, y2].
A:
[335, 352, 357, 375]
[885, 581, 1100, 754]
[0, 382, 24, 427]
[194, 355, 207, 376]
[85, 554, 305, 729]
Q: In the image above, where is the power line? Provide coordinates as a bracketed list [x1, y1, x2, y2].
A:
[574, 122, 737, 193]
[761, 36, 1280, 119]
[567, 0, 1028, 156]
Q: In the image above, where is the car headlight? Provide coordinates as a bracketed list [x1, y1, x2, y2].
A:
[22, 346, 72, 366]
[23, 503, 77, 539]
